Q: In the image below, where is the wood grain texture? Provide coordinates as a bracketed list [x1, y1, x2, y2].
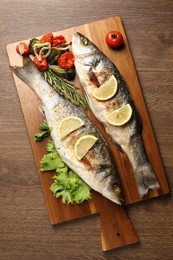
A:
[1, 0, 173, 259]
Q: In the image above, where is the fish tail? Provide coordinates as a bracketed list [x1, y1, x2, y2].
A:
[135, 163, 160, 197]
[10, 56, 40, 90]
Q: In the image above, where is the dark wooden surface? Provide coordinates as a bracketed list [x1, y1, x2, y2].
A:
[6, 17, 169, 251]
[0, 0, 173, 259]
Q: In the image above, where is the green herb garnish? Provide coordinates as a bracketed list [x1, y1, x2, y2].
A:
[44, 69, 87, 110]
[34, 123, 50, 142]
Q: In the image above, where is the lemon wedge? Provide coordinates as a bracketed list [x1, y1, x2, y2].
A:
[58, 116, 84, 139]
[106, 104, 132, 126]
[74, 135, 98, 160]
[92, 75, 118, 101]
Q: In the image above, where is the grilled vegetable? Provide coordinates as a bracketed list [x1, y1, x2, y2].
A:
[33, 57, 48, 71]
[40, 32, 53, 44]
[58, 52, 75, 69]
[16, 42, 30, 55]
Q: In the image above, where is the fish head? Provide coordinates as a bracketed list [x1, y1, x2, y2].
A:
[72, 32, 113, 87]
[72, 32, 101, 67]
[72, 32, 95, 56]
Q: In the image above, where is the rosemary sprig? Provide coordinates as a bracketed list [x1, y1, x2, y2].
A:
[44, 69, 87, 110]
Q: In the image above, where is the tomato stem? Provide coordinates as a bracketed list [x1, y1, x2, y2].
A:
[112, 33, 118, 38]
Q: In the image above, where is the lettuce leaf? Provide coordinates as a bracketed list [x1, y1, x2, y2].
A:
[73, 182, 91, 203]
[40, 152, 65, 171]
[46, 140, 57, 153]
[41, 140, 91, 204]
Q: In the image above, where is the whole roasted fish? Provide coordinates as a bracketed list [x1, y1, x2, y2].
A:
[72, 32, 160, 197]
[11, 56, 122, 205]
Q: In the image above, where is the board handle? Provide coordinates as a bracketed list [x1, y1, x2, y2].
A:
[95, 195, 139, 251]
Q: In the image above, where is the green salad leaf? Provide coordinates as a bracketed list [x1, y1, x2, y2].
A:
[41, 152, 65, 171]
[40, 140, 91, 204]
[46, 140, 57, 153]
[72, 182, 91, 204]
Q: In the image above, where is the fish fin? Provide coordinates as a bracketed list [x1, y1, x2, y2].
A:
[88, 68, 100, 87]
[115, 142, 124, 152]
[135, 163, 160, 197]
[130, 101, 143, 135]
[38, 102, 45, 117]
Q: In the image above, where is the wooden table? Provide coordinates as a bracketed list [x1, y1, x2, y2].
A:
[1, 0, 173, 259]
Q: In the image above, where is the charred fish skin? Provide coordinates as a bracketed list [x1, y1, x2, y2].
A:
[11, 56, 122, 205]
[72, 32, 160, 197]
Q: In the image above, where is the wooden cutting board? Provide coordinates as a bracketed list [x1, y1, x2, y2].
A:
[6, 16, 169, 251]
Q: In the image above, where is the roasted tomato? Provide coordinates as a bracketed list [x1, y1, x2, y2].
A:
[58, 52, 75, 69]
[33, 57, 48, 71]
[40, 32, 53, 44]
[16, 42, 30, 55]
[105, 31, 124, 49]
[52, 35, 66, 47]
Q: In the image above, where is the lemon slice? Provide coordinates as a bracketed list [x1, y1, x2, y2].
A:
[74, 135, 98, 160]
[92, 75, 118, 101]
[106, 104, 132, 126]
[58, 116, 84, 139]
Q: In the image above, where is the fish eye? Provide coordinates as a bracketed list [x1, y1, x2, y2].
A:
[81, 37, 89, 46]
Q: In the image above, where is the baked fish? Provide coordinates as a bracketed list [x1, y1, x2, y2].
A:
[11, 56, 122, 205]
[72, 32, 160, 197]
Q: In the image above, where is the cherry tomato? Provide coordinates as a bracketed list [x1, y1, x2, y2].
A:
[16, 42, 30, 55]
[105, 31, 124, 49]
[33, 57, 48, 71]
[52, 35, 66, 47]
[58, 52, 75, 69]
[40, 32, 53, 44]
